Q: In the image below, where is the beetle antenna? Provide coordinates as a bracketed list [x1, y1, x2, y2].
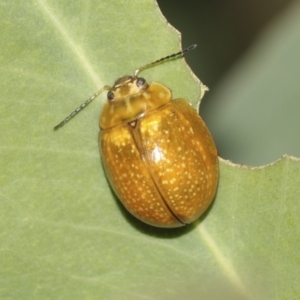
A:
[134, 44, 197, 76]
[53, 85, 111, 130]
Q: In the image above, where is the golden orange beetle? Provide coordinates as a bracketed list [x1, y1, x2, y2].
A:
[54, 45, 219, 228]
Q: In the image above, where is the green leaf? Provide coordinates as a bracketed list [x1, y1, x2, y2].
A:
[0, 1, 299, 300]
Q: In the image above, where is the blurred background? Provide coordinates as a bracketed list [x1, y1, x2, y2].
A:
[157, 0, 300, 166]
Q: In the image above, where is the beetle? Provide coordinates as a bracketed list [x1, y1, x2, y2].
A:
[54, 45, 219, 228]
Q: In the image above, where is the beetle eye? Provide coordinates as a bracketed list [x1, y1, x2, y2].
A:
[107, 91, 114, 100]
[136, 77, 146, 87]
